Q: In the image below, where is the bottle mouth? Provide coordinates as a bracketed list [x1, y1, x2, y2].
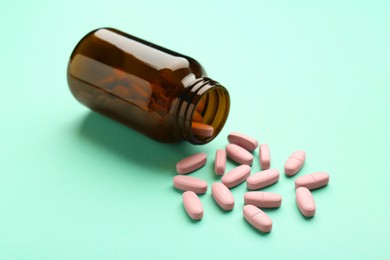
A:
[174, 77, 230, 144]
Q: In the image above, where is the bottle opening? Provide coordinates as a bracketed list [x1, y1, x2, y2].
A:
[191, 87, 230, 143]
[174, 78, 230, 144]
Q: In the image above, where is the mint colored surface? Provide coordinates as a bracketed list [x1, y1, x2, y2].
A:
[1, 0, 389, 259]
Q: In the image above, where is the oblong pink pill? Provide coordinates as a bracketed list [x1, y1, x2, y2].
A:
[228, 132, 258, 152]
[284, 150, 306, 176]
[295, 172, 330, 190]
[246, 169, 280, 190]
[226, 144, 253, 165]
[259, 144, 270, 170]
[296, 187, 316, 217]
[244, 192, 282, 208]
[191, 122, 214, 137]
[214, 149, 226, 176]
[176, 152, 207, 174]
[221, 165, 251, 188]
[173, 175, 208, 194]
[243, 205, 272, 233]
[183, 191, 204, 220]
[211, 182, 234, 210]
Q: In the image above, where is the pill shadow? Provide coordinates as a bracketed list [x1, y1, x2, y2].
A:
[78, 112, 197, 172]
[295, 206, 315, 220]
[208, 195, 234, 214]
[171, 187, 207, 197]
[243, 220, 272, 236]
[178, 203, 203, 224]
[261, 207, 281, 213]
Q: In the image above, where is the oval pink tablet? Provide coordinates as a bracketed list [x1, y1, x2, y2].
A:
[183, 191, 204, 220]
[259, 144, 270, 170]
[191, 122, 214, 137]
[227, 132, 258, 152]
[296, 187, 316, 217]
[211, 182, 234, 210]
[214, 149, 226, 176]
[226, 144, 253, 165]
[176, 152, 207, 174]
[221, 165, 251, 188]
[244, 192, 282, 208]
[284, 150, 306, 176]
[295, 172, 329, 190]
[243, 205, 272, 232]
[246, 169, 280, 190]
[173, 175, 208, 194]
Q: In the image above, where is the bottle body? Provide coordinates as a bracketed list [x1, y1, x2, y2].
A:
[67, 28, 230, 144]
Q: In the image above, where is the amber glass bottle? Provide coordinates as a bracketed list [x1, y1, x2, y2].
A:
[67, 28, 230, 144]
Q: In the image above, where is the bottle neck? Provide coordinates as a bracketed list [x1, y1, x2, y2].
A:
[173, 77, 230, 144]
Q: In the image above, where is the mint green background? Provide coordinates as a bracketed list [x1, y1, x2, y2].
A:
[1, 0, 389, 259]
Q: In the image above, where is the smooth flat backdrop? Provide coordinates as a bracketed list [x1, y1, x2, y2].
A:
[1, 0, 389, 259]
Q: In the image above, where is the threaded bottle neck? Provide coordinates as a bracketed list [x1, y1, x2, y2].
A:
[173, 77, 230, 144]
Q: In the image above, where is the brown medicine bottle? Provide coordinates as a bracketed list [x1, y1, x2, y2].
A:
[67, 28, 230, 144]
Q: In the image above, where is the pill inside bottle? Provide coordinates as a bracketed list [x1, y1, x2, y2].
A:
[67, 28, 230, 144]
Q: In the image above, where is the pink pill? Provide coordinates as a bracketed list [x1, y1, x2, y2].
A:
[284, 150, 306, 176]
[173, 175, 208, 194]
[176, 152, 207, 174]
[295, 172, 330, 190]
[183, 191, 204, 220]
[214, 149, 226, 176]
[211, 182, 234, 210]
[221, 165, 251, 188]
[243, 205, 272, 233]
[191, 122, 214, 137]
[246, 169, 280, 190]
[226, 144, 253, 165]
[244, 192, 282, 208]
[227, 132, 258, 152]
[259, 144, 270, 170]
[296, 187, 316, 217]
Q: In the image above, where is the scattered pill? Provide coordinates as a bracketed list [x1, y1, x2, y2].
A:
[192, 122, 214, 137]
[259, 144, 270, 170]
[295, 172, 330, 190]
[228, 132, 258, 152]
[173, 175, 208, 194]
[176, 152, 207, 174]
[173, 132, 328, 232]
[244, 192, 282, 208]
[243, 205, 272, 232]
[247, 169, 280, 190]
[284, 150, 306, 176]
[296, 187, 316, 217]
[211, 183, 235, 210]
[214, 149, 226, 176]
[222, 165, 251, 188]
[183, 191, 204, 220]
[226, 143, 253, 165]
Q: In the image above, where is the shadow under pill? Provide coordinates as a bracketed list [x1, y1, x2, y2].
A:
[243, 220, 272, 236]
[261, 207, 281, 213]
[209, 196, 234, 214]
[302, 215, 315, 221]
[178, 204, 203, 223]
[77, 112, 197, 172]
[172, 186, 207, 197]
